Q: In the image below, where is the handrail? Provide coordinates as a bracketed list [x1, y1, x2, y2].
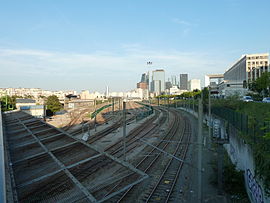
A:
[0, 106, 6, 203]
[90, 103, 113, 119]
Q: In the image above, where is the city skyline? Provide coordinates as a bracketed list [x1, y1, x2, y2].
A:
[0, 0, 270, 92]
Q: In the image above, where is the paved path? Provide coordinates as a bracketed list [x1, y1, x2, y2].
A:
[174, 109, 229, 203]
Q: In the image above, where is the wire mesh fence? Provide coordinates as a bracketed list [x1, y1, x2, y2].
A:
[135, 102, 154, 121]
[163, 99, 269, 141]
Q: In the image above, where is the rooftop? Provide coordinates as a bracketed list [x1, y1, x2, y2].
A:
[15, 99, 36, 104]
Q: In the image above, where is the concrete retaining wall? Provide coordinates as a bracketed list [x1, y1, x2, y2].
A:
[224, 126, 269, 203]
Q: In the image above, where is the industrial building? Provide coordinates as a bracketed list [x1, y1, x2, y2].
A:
[20, 105, 45, 118]
[15, 98, 36, 109]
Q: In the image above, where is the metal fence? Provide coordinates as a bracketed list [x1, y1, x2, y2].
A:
[90, 103, 113, 119]
[171, 100, 269, 141]
[211, 106, 249, 135]
[135, 102, 154, 121]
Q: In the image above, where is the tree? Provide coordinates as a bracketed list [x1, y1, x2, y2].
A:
[250, 72, 270, 96]
[0, 95, 16, 111]
[45, 95, 62, 114]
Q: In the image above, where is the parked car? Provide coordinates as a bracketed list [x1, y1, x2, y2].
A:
[262, 97, 270, 103]
[242, 96, 253, 102]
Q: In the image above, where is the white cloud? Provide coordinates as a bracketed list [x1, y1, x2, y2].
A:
[171, 18, 196, 37]
[172, 18, 193, 26]
[0, 47, 228, 91]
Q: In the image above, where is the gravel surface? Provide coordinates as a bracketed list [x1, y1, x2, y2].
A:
[175, 109, 229, 203]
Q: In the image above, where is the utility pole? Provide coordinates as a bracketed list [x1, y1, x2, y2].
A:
[94, 99, 97, 132]
[122, 101, 127, 161]
[167, 97, 169, 126]
[118, 98, 121, 111]
[87, 121, 90, 137]
[81, 119, 85, 134]
[197, 94, 203, 202]
[208, 86, 211, 143]
[193, 96, 195, 112]
[43, 105, 46, 122]
[112, 98, 114, 115]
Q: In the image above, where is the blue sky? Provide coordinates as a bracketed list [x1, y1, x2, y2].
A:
[0, 0, 269, 92]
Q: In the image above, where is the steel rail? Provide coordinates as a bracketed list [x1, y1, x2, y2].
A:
[114, 109, 182, 202]
[145, 116, 191, 202]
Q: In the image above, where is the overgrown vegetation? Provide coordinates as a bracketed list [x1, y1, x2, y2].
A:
[210, 150, 249, 202]
[249, 72, 270, 97]
[223, 155, 249, 201]
[207, 97, 270, 195]
[0, 95, 17, 111]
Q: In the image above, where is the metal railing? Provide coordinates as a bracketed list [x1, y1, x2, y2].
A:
[135, 102, 154, 121]
[90, 103, 113, 119]
[0, 106, 6, 203]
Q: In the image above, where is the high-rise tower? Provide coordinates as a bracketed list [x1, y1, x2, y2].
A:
[179, 74, 188, 90]
[151, 69, 165, 95]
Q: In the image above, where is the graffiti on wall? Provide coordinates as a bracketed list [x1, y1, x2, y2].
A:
[246, 169, 264, 203]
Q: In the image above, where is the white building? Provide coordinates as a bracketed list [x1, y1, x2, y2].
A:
[224, 53, 269, 84]
[108, 88, 148, 100]
[169, 86, 187, 95]
[20, 105, 45, 118]
[80, 90, 104, 100]
[0, 88, 76, 100]
[188, 79, 201, 91]
[219, 53, 269, 97]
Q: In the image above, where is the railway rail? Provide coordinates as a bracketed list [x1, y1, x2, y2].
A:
[102, 108, 192, 202]
[143, 115, 191, 202]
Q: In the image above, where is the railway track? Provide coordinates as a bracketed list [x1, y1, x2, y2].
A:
[143, 115, 191, 202]
[101, 108, 192, 203]
[69, 101, 146, 137]
[88, 107, 168, 200]
[103, 108, 165, 157]
[50, 104, 173, 201]
[62, 108, 90, 131]
[99, 108, 179, 202]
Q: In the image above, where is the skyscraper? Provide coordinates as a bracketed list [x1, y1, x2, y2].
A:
[140, 73, 149, 84]
[171, 75, 177, 86]
[180, 74, 188, 90]
[105, 86, 109, 98]
[137, 72, 149, 90]
[151, 69, 165, 95]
